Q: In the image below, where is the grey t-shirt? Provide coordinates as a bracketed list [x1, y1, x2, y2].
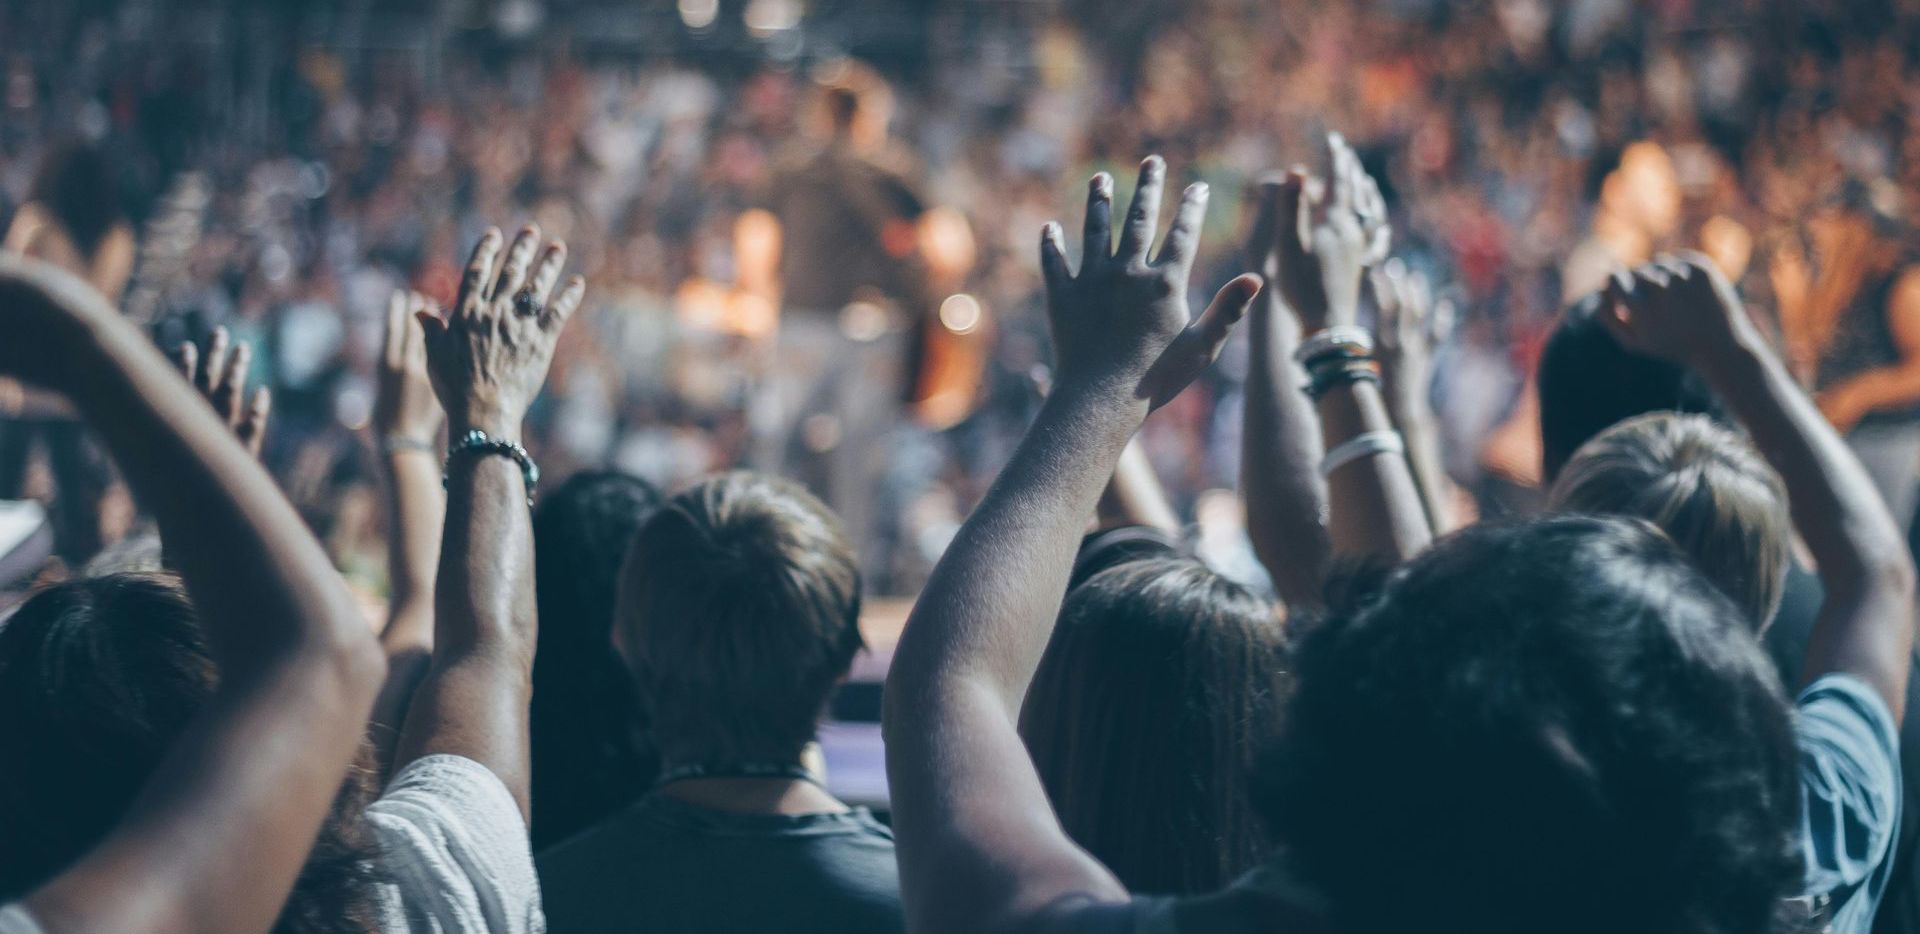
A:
[537, 794, 904, 934]
[0, 905, 40, 934]
[1797, 674, 1902, 934]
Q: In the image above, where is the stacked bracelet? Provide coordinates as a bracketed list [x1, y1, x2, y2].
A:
[1294, 326, 1375, 368]
[1320, 430, 1406, 478]
[1305, 358, 1381, 400]
[444, 429, 540, 506]
[1296, 326, 1382, 401]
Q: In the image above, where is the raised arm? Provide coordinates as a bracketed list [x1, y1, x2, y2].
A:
[883, 157, 1260, 934]
[392, 226, 582, 820]
[366, 291, 448, 771]
[1604, 254, 1915, 718]
[1240, 174, 1334, 606]
[0, 256, 384, 934]
[1373, 261, 1457, 534]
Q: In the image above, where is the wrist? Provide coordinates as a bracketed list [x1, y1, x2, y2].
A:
[1690, 329, 1773, 389]
[447, 410, 522, 441]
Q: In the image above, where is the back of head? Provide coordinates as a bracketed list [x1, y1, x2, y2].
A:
[1550, 413, 1791, 627]
[1260, 516, 1800, 934]
[616, 471, 863, 765]
[530, 471, 664, 847]
[1538, 291, 1720, 482]
[1021, 557, 1286, 895]
[0, 574, 380, 933]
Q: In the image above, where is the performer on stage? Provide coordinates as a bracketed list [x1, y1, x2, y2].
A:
[0, 140, 135, 561]
[741, 61, 972, 587]
[1792, 180, 1920, 533]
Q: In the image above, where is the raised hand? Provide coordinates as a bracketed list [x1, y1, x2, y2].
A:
[1249, 133, 1391, 335]
[1037, 156, 1261, 409]
[375, 290, 445, 447]
[1600, 252, 1762, 369]
[176, 327, 272, 458]
[418, 224, 585, 437]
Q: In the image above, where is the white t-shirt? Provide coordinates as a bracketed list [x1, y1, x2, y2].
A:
[0, 755, 541, 934]
[370, 753, 547, 933]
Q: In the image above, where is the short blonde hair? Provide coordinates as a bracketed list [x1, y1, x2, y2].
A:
[1549, 413, 1791, 628]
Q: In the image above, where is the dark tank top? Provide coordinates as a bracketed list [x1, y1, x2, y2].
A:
[1817, 263, 1920, 428]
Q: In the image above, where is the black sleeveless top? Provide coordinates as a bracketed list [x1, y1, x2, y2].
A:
[1817, 262, 1920, 427]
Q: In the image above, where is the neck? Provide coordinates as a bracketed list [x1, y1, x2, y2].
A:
[656, 776, 850, 816]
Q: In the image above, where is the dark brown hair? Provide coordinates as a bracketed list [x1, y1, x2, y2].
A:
[616, 472, 863, 765]
[1020, 557, 1287, 895]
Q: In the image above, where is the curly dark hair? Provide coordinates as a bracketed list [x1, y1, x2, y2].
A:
[1258, 516, 1803, 934]
[0, 573, 384, 933]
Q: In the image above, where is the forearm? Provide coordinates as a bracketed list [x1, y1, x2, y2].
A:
[892, 384, 1146, 708]
[25, 277, 381, 934]
[885, 385, 1142, 934]
[1704, 338, 1914, 710]
[1097, 438, 1181, 535]
[1384, 367, 1454, 534]
[1317, 379, 1434, 563]
[395, 451, 536, 815]
[368, 450, 445, 769]
[1827, 364, 1920, 413]
[1240, 292, 1334, 606]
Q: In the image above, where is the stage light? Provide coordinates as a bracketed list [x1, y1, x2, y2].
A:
[938, 294, 982, 335]
[678, 0, 718, 31]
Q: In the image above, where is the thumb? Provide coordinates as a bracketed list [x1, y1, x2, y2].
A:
[1194, 274, 1263, 349]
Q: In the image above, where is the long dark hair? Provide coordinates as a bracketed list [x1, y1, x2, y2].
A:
[1020, 557, 1287, 895]
[0, 573, 383, 933]
[530, 471, 664, 849]
[28, 139, 127, 261]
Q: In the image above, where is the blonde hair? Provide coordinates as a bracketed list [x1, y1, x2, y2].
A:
[1549, 413, 1791, 627]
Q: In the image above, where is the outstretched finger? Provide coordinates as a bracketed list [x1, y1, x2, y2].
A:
[1193, 273, 1263, 349]
[493, 224, 543, 306]
[1039, 222, 1071, 291]
[238, 387, 272, 458]
[544, 275, 588, 331]
[526, 241, 568, 306]
[216, 341, 253, 428]
[1328, 133, 1355, 212]
[1155, 183, 1209, 273]
[200, 327, 231, 396]
[1116, 156, 1166, 264]
[175, 341, 199, 387]
[1245, 173, 1289, 264]
[460, 228, 504, 313]
[384, 291, 410, 369]
[1083, 172, 1113, 270]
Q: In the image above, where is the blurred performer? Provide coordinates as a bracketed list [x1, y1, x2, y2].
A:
[0, 141, 135, 561]
[1789, 180, 1920, 532]
[741, 61, 972, 586]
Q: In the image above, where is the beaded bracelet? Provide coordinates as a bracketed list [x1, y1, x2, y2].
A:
[1305, 358, 1382, 401]
[1295, 326, 1376, 369]
[444, 429, 540, 506]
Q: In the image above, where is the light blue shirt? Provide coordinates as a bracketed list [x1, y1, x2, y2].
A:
[1798, 673, 1903, 934]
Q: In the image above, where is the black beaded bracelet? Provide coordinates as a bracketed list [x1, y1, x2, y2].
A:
[444, 429, 540, 506]
[1305, 359, 1382, 401]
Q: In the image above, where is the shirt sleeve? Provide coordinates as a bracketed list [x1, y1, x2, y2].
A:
[1797, 673, 1903, 912]
[367, 754, 546, 933]
[0, 905, 44, 934]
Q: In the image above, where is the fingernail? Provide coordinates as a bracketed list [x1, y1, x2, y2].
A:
[1091, 173, 1111, 195]
[1142, 155, 1164, 174]
[1187, 182, 1209, 199]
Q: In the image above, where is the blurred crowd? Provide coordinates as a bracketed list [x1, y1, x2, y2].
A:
[2, 0, 1917, 595]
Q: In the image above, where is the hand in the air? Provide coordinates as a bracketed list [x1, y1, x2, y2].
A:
[374, 290, 445, 447]
[1038, 156, 1261, 409]
[176, 327, 272, 458]
[1246, 133, 1391, 334]
[1598, 252, 1761, 372]
[417, 224, 585, 437]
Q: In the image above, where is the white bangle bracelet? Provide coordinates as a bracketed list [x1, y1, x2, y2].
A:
[1320, 430, 1406, 478]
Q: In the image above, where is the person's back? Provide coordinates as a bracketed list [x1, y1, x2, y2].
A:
[537, 471, 902, 934]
